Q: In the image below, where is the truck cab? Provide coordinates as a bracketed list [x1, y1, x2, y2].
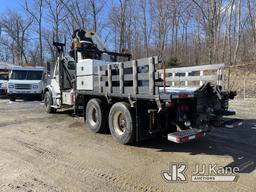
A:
[8, 66, 46, 101]
[0, 69, 9, 96]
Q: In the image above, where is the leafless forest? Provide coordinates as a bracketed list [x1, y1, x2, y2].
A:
[0, 0, 256, 67]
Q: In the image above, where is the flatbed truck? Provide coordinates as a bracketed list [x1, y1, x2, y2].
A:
[44, 29, 242, 144]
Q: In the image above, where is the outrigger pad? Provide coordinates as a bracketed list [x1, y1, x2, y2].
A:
[168, 128, 206, 143]
[223, 119, 243, 128]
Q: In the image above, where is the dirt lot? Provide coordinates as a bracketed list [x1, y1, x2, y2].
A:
[0, 99, 255, 192]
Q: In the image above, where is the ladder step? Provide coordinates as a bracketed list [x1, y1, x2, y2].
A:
[214, 109, 236, 116]
[168, 128, 205, 143]
[223, 119, 243, 128]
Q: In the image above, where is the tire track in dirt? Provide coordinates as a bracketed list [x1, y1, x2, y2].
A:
[12, 139, 164, 192]
[0, 178, 62, 192]
[0, 115, 66, 128]
[0, 144, 96, 192]
[0, 149, 64, 192]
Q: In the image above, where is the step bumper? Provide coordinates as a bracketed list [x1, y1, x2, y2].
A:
[168, 128, 206, 143]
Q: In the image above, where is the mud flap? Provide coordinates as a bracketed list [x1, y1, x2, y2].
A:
[168, 128, 206, 143]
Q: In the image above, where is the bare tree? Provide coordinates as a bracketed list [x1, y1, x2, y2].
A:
[233, 0, 242, 64]
[151, 0, 171, 60]
[0, 10, 32, 65]
[192, 0, 223, 64]
[24, 0, 44, 66]
[59, 0, 89, 32]
[247, 0, 256, 60]
[0, 0, 255, 68]
[139, 0, 152, 57]
[45, 0, 67, 60]
[227, 0, 235, 65]
[87, 0, 104, 33]
[109, 0, 129, 52]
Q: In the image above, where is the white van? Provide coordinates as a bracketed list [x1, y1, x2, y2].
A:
[8, 66, 46, 101]
[0, 69, 9, 96]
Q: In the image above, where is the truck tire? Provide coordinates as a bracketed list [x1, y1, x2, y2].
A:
[9, 96, 16, 102]
[44, 91, 56, 113]
[86, 98, 108, 133]
[108, 102, 135, 144]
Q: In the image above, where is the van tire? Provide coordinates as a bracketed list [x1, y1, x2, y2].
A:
[9, 97, 16, 102]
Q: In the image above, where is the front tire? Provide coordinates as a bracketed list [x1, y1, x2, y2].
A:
[9, 96, 16, 102]
[108, 102, 135, 144]
[44, 91, 56, 113]
[86, 98, 108, 133]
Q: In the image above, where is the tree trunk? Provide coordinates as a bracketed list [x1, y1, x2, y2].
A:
[233, 0, 242, 65]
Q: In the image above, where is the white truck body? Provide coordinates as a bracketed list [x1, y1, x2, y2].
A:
[46, 58, 113, 108]
[8, 66, 46, 100]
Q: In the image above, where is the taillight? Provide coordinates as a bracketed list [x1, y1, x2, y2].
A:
[196, 132, 205, 140]
[180, 105, 189, 112]
[176, 137, 189, 143]
[179, 94, 188, 99]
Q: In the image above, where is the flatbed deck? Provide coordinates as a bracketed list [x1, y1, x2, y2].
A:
[76, 57, 224, 102]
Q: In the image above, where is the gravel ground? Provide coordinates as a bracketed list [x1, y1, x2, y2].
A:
[0, 98, 255, 192]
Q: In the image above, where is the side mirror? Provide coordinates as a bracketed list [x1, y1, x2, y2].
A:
[43, 73, 50, 81]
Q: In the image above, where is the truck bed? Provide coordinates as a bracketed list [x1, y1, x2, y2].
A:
[76, 57, 221, 101]
[159, 87, 198, 94]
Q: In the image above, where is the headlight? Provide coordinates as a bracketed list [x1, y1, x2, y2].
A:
[1, 82, 7, 88]
[8, 84, 14, 89]
[32, 84, 38, 89]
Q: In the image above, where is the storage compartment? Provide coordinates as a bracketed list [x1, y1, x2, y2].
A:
[62, 90, 74, 105]
[77, 75, 95, 90]
[76, 59, 106, 76]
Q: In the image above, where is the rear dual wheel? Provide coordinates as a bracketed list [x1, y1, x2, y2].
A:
[108, 102, 135, 144]
[86, 99, 135, 144]
[86, 98, 108, 133]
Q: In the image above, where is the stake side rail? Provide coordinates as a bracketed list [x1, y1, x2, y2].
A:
[76, 56, 169, 100]
[158, 63, 225, 87]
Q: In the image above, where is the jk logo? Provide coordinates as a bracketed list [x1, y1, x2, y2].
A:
[161, 163, 188, 183]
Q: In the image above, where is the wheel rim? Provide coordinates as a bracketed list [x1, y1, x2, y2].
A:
[113, 111, 126, 135]
[88, 106, 98, 127]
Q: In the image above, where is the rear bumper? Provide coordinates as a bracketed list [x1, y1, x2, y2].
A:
[167, 128, 206, 143]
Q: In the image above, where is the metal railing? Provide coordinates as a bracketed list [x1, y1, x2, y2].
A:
[158, 63, 225, 87]
[223, 77, 256, 99]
